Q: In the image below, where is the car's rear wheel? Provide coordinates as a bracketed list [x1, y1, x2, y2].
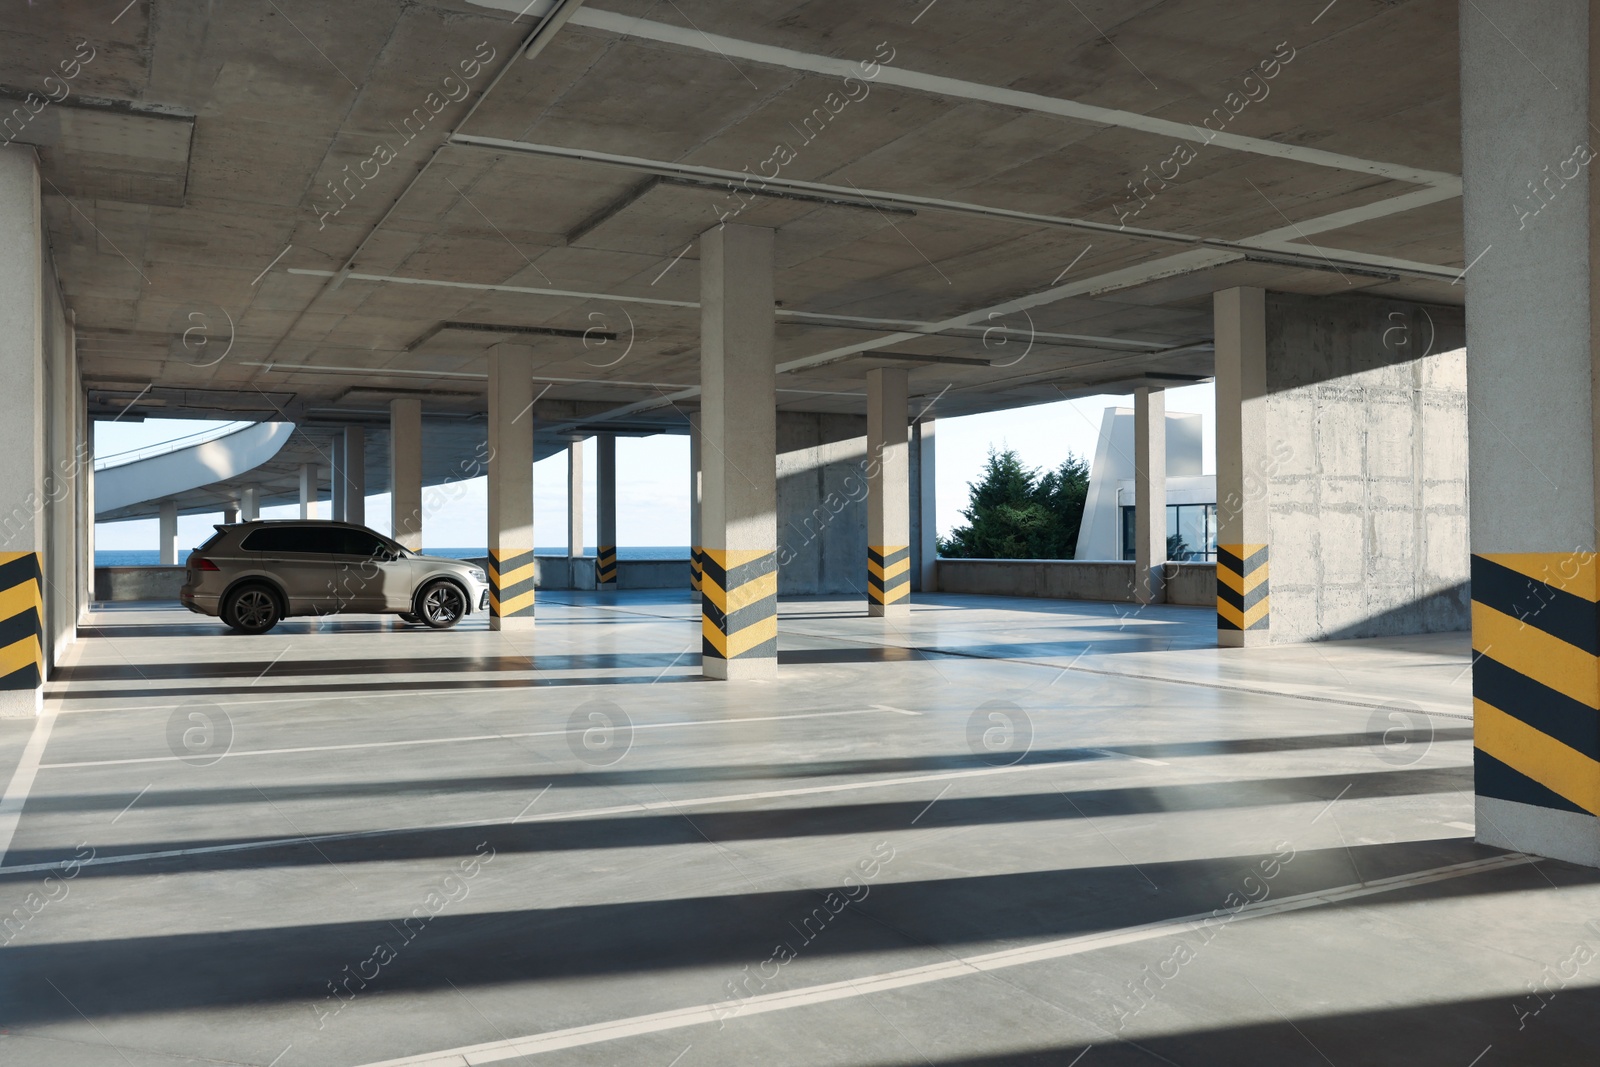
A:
[224, 583, 282, 634]
[416, 580, 466, 630]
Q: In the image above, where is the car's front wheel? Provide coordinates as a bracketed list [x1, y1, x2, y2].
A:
[415, 580, 466, 630]
[224, 583, 282, 634]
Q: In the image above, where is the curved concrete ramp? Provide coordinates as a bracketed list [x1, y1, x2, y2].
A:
[94, 421, 294, 517]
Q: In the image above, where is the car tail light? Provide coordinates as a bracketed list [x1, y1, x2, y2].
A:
[194, 558, 220, 571]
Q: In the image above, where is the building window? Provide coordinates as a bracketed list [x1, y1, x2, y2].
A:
[1121, 503, 1218, 561]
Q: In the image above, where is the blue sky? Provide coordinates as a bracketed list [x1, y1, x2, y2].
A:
[94, 383, 1215, 551]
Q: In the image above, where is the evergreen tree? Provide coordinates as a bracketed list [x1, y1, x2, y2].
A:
[938, 448, 1092, 559]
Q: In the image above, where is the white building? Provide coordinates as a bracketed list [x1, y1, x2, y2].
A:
[1074, 406, 1216, 562]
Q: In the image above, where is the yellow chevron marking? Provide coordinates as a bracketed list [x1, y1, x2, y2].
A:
[876, 582, 909, 604]
[0, 552, 37, 566]
[705, 613, 777, 658]
[1471, 601, 1600, 708]
[1217, 597, 1270, 630]
[700, 573, 728, 611]
[1217, 563, 1268, 596]
[0, 634, 42, 678]
[868, 557, 911, 581]
[1475, 698, 1600, 816]
[726, 570, 777, 613]
[700, 547, 774, 570]
[497, 561, 537, 588]
[1483, 552, 1599, 601]
[498, 589, 537, 616]
[0, 578, 43, 622]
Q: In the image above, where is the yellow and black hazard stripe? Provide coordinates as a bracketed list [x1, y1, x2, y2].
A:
[1217, 543, 1268, 631]
[701, 548, 777, 662]
[690, 546, 703, 593]
[0, 552, 43, 692]
[1471, 553, 1600, 817]
[868, 544, 910, 607]
[488, 548, 536, 619]
[596, 545, 617, 586]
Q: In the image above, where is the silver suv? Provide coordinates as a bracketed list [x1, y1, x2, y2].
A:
[179, 520, 489, 634]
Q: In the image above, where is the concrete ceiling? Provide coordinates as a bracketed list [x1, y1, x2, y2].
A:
[5, 0, 1467, 475]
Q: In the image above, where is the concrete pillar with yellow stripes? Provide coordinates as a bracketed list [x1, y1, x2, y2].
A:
[866, 367, 911, 617]
[1462, 0, 1600, 866]
[1214, 286, 1271, 646]
[699, 224, 778, 679]
[0, 149, 46, 717]
[596, 434, 617, 586]
[487, 344, 536, 631]
[689, 411, 703, 595]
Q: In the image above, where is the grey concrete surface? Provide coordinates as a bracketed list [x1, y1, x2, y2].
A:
[937, 560, 1139, 603]
[779, 412, 872, 597]
[1263, 293, 1470, 642]
[1, 592, 1588, 1067]
[93, 566, 187, 603]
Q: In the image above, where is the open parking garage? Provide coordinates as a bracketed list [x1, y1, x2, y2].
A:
[5, 0, 1600, 1063]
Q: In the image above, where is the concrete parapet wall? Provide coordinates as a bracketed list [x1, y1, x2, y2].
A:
[936, 559, 1217, 605]
[1164, 562, 1217, 606]
[616, 560, 687, 589]
[936, 560, 1137, 602]
[94, 566, 187, 602]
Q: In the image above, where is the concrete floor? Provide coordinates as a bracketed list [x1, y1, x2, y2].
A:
[1, 592, 1596, 1066]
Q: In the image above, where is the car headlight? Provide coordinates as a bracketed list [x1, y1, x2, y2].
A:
[468, 568, 487, 582]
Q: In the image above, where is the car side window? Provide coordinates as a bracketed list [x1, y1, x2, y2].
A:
[240, 526, 338, 554]
[338, 530, 390, 558]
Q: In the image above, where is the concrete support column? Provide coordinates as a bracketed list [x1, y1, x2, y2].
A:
[866, 367, 911, 616]
[912, 419, 937, 594]
[329, 434, 346, 522]
[343, 425, 366, 527]
[689, 411, 703, 594]
[241, 487, 260, 522]
[299, 463, 317, 520]
[223, 505, 240, 525]
[390, 399, 422, 551]
[78, 385, 93, 623]
[1461, 0, 1600, 866]
[567, 440, 584, 558]
[699, 224, 778, 679]
[487, 345, 536, 630]
[596, 434, 617, 585]
[158, 501, 179, 566]
[1133, 387, 1167, 605]
[0, 148, 46, 716]
[1214, 287, 1271, 645]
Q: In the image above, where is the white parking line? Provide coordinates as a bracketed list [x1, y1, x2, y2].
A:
[0, 707, 58, 866]
[350, 854, 1535, 1066]
[39, 708, 899, 770]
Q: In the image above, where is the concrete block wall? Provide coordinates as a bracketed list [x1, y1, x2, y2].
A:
[776, 412, 871, 596]
[1263, 294, 1470, 641]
